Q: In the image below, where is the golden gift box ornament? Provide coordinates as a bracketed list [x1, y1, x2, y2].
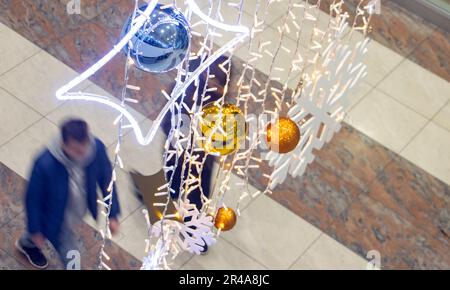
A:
[214, 207, 237, 231]
[266, 117, 301, 154]
[199, 102, 246, 156]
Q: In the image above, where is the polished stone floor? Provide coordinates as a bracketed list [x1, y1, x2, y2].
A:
[0, 0, 449, 270]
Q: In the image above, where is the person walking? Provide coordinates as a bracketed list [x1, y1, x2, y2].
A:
[16, 118, 121, 269]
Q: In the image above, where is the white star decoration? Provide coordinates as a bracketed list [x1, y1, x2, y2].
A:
[55, 0, 249, 146]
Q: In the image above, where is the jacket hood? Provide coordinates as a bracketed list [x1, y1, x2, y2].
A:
[48, 133, 96, 168]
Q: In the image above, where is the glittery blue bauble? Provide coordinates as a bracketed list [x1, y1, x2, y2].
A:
[121, 4, 190, 73]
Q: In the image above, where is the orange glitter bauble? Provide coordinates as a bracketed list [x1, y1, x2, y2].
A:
[214, 207, 237, 231]
[266, 117, 300, 153]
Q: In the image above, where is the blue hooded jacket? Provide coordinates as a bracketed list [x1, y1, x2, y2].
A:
[24, 138, 120, 248]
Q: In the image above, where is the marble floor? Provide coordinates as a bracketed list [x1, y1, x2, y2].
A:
[0, 0, 449, 270]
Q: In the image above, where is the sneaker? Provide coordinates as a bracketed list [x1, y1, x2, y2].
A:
[15, 240, 48, 269]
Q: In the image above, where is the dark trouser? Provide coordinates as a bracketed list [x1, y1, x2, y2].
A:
[165, 150, 214, 252]
[165, 150, 214, 210]
[161, 55, 225, 209]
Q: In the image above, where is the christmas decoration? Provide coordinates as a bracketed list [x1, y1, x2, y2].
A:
[266, 117, 301, 154]
[214, 207, 237, 232]
[121, 3, 191, 73]
[147, 200, 216, 256]
[265, 14, 371, 190]
[54, 0, 378, 270]
[200, 102, 246, 156]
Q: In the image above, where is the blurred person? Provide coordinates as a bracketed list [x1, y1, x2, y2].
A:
[16, 119, 121, 269]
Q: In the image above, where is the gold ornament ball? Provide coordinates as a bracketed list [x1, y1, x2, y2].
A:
[266, 117, 301, 153]
[214, 207, 237, 231]
[200, 102, 246, 156]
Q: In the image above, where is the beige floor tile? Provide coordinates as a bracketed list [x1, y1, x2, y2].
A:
[46, 102, 118, 148]
[80, 183, 127, 243]
[221, 194, 322, 269]
[377, 59, 450, 119]
[0, 23, 40, 75]
[108, 119, 166, 175]
[182, 237, 266, 270]
[166, 251, 195, 270]
[347, 80, 373, 110]
[242, 0, 290, 26]
[271, 10, 400, 92]
[347, 89, 428, 153]
[271, 7, 331, 50]
[290, 234, 368, 270]
[118, 205, 194, 269]
[114, 168, 146, 220]
[83, 83, 147, 121]
[401, 122, 450, 185]
[216, 171, 261, 212]
[0, 88, 42, 147]
[83, 213, 125, 244]
[433, 101, 450, 132]
[0, 50, 89, 115]
[235, 25, 300, 84]
[45, 84, 145, 148]
[0, 118, 59, 178]
[192, 0, 277, 30]
[109, 206, 147, 260]
[208, 161, 260, 212]
[286, 71, 303, 91]
[358, 39, 404, 86]
[209, 7, 256, 49]
[82, 173, 134, 244]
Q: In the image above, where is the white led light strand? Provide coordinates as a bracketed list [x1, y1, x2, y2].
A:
[54, 0, 375, 270]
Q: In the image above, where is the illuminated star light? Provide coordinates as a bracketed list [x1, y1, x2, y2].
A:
[56, 0, 250, 146]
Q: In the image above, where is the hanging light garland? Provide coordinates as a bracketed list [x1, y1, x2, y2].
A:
[55, 0, 378, 270]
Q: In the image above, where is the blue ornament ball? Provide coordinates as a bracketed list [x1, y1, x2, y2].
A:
[121, 4, 191, 73]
